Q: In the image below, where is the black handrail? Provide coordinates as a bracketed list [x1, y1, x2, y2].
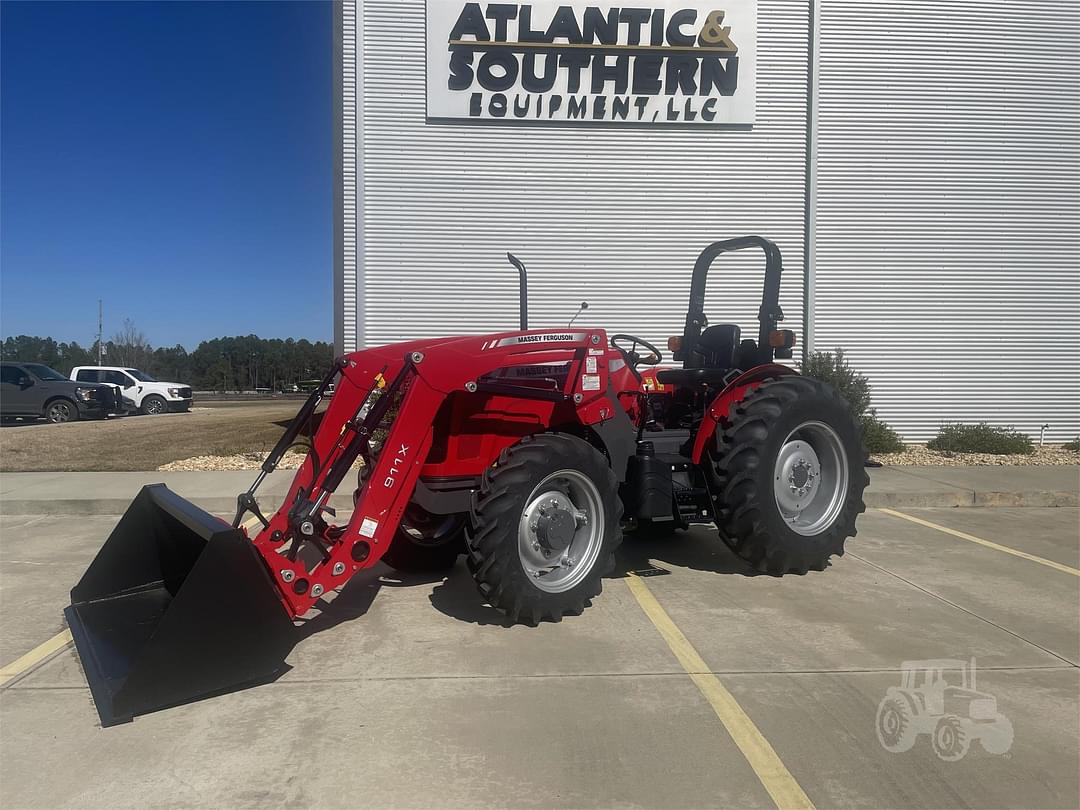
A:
[676, 236, 785, 367]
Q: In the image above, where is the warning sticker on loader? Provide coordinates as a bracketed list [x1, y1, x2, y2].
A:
[581, 374, 601, 391]
[359, 517, 379, 538]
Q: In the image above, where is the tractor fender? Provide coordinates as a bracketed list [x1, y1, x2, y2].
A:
[690, 364, 798, 464]
[885, 685, 924, 715]
[558, 380, 637, 483]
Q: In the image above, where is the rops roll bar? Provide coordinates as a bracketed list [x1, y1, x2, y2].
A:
[675, 236, 785, 366]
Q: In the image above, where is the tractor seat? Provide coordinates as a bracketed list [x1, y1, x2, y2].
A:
[655, 367, 733, 387]
[656, 324, 743, 387]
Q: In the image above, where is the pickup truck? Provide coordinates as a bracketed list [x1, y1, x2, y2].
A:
[70, 366, 192, 415]
[0, 362, 119, 423]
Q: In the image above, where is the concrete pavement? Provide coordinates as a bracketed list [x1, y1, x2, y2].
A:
[0, 465, 1077, 515]
[0, 507, 1077, 808]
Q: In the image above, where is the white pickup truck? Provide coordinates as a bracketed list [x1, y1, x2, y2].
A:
[70, 366, 192, 415]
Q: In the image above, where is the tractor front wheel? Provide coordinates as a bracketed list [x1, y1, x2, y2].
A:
[380, 504, 467, 572]
[933, 715, 971, 761]
[979, 715, 1014, 755]
[709, 376, 868, 575]
[466, 433, 622, 624]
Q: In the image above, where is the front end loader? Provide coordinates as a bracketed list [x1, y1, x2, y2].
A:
[66, 237, 867, 725]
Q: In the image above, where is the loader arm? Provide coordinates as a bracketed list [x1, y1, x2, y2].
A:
[248, 329, 617, 618]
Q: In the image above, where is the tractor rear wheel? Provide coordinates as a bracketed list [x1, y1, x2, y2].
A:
[380, 504, 467, 572]
[876, 695, 917, 753]
[466, 433, 622, 624]
[709, 376, 867, 575]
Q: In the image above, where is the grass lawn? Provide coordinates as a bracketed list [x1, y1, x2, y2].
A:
[0, 401, 310, 472]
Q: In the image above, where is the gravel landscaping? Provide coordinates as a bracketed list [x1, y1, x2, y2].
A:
[157, 451, 309, 471]
[872, 445, 1079, 466]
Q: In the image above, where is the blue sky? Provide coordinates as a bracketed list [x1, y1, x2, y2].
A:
[1, 0, 332, 349]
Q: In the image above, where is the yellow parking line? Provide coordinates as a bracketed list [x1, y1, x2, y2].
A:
[878, 508, 1080, 577]
[625, 575, 815, 810]
[1, 518, 264, 689]
[0, 629, 73, 688]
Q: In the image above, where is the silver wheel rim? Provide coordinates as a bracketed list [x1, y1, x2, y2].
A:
[517, 468, 604, 593]
[49, 402, 71, 422]
[147, 399, 164, 414]
[772, 420, 849, 536]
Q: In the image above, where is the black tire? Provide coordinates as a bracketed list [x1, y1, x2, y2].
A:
[466, 433, 622, 624]
[876, 695, 917, 753]
[381, 505, 467, 572]
[141, 395, 168, 415]
[709, 376, 867, 575]
[932, 715, 970, 762]
[979, 715, 1013, 755]
[45, 398, 78, 424]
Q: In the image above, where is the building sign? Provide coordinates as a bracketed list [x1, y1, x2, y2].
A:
[426, 2, 757, 124]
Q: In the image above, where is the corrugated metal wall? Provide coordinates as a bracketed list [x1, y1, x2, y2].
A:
[348, 0, 812, 360]
[813, 0, 1080, 441]
[335, 0, 359, 354]
[339, 0, 1079, 442]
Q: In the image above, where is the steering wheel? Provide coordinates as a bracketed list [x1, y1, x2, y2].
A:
[611, 334, 663, 368]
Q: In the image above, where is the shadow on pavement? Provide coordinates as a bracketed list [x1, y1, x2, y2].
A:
[292, 568, 385, 642]
[0, 417, 50, 428]
[428, 566, 516, 627]
[614, 525, 766, 578]
[427, 525, 773, 627]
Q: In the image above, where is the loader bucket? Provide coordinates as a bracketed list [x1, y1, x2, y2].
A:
[64, 484, 295, 726]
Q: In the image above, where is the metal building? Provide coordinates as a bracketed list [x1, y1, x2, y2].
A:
[335, 0, 1080, 441]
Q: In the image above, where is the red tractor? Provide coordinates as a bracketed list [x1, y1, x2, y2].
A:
[66, 237, 867, 725]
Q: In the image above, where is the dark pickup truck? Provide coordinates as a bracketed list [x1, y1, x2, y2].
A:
[0, 362, 119, 423]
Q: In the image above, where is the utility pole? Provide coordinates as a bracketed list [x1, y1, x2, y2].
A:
[97, 300, 104, 366]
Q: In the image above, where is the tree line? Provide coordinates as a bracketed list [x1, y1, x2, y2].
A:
[1, 326, 335, 392]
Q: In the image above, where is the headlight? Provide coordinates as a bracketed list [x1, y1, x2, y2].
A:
[168, 387, 181, 397]
[75, 387, 97, 402]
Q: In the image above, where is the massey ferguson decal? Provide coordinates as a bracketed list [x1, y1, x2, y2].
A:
[426, 2, 757, 124]
[484, 332, 587, 349]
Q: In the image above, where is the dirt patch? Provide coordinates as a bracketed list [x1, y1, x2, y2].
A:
[0, 401, 312, 472]
[873, 445, 1078, 466]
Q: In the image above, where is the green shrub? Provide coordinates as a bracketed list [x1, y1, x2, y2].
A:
[927, 423, 1035, 455]
[801, 349, 905, 453]
[862, 411, 905, 454]
[800, 349, 871, 419]
[1063, 437, 1079, 452]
